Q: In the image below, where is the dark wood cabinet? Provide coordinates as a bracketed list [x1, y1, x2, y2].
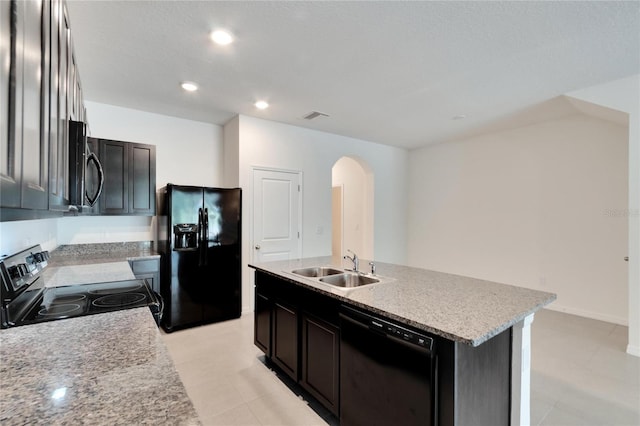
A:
[129, 258, 160, 294]
[99, 139, 156, 216]
[272, 300, 299, 381]
[1, 0, 86, 219]
[1, 0, 48, 210]
[0, 1, 16, 207]
[100, 139, 128, 214]
[301, 313, 340, 416]
[254, 271, 340, 415]
[128, 143, 156, 215]
[254, 290, 272, 356]
[48, 0, 70, 211]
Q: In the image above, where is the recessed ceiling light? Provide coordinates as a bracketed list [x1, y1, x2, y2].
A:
[210, 30, 233, 45]
[181, 82, 198, 92]
[255, 100, 269, 110]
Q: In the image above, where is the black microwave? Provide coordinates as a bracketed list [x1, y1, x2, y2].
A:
[69, 120, 104, 213]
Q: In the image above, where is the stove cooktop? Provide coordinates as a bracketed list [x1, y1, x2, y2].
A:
[22, 280, 161, 325]
[1, 245, 162, 328]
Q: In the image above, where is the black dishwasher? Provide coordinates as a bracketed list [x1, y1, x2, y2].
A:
[340, 305, 437, 426]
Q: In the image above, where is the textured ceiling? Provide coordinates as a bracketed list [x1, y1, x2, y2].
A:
[66, 1, 639, 149]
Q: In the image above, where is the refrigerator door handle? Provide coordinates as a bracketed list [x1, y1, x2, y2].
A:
[203, 208, 209, 265]
[198, 207, 204, 267]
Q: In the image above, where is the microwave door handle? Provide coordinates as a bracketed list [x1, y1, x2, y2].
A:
[85, 152, 104, 207]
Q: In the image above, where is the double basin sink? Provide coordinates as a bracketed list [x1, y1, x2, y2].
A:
[290, 266, 380, 289]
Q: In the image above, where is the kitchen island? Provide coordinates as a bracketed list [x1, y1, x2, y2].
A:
[0, 308, 199, 425]
[250, 256, 556, 426]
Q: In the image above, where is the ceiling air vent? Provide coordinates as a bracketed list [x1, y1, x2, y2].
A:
[303, 111, 329, 120]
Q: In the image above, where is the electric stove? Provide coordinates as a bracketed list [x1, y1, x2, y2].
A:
[0, 245, 162, 328]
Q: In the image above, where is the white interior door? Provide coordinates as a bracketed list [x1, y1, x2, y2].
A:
[253, 168, 302, 262]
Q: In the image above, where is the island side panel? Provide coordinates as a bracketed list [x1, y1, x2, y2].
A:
[454, 328, 511, 426]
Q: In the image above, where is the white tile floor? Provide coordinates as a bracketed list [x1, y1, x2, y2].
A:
[162, 309, 640, 425]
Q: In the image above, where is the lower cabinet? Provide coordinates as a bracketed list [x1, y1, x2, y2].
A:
[254, 271, 340, 416]
[301, 313, 340, 416]
[254, 291, 271, 356]
[129, 258, 160, 294]
[272, 301, 299, 380]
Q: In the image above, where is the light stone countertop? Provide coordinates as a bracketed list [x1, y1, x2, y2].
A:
[0, 308, 200, 425]
[250, 256, 556, 346]
[43, 261, 136, 287]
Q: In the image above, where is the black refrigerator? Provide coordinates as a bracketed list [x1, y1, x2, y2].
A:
[156, 184, 242, 332]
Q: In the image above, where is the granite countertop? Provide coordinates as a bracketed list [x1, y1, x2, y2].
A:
[0, 308, 200, 425]
[48, 242, 160, 267]
[250, 256, 556, 347]
[41, 242, 159, 287]
[43, 262, 136, 287]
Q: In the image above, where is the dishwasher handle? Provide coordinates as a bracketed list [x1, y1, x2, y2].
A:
[340, 305, 434, 354]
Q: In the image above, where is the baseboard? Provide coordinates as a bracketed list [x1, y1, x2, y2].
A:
[544, 304, 628, 326]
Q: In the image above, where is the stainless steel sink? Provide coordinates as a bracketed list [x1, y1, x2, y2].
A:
[319, 273, 379, 288]
[291, 267, 344, 278]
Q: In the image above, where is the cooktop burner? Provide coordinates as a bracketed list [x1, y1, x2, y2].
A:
[38, 304, 83, 317]
[92, 292, 147, 308]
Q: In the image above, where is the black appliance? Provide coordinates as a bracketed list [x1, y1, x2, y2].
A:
[69, 120, 104, 213]
[0, 245, 162, 328]
[156, 184, 242, 332]
[339, 305, 437, 426]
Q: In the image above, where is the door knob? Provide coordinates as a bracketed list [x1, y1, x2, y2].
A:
[255, 245, 261, 250]
[624, 256, 629, 261]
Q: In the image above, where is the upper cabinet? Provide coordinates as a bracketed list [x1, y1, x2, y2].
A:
[1, 0, 49, 210]
[1, 0, 84, 218]
[48, 0, 71, 211]
[1, 0, 154, 221]
[99, 139, 156, 216]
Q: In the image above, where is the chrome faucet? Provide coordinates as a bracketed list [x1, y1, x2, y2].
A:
[344, 249, 359, 272]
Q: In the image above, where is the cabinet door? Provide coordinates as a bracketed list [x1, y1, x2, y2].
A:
[20, 0, 47, 210]
[301, 313, 340, 416]
[100, 139, 128, 214]
[128, 142, 156, 215]
[49, 0, 69, 210]
[254, 291, 272, 356]
[273, 301, 299, 381]
[0, 1, 18, 207]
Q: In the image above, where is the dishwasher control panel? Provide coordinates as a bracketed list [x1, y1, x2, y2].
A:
[370, 317, 434, 350]
[341, 305, 434, 351]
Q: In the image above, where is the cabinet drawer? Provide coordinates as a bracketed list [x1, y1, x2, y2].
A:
[130, 258, 159, 274]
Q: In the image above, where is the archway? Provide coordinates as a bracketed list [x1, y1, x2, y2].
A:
[331, 156, 374, 262]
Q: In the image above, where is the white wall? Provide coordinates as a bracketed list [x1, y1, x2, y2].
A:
[55, 101, 225, 244]
[0, 218, 58, 256]
[408, 114, 629, 325]
[230, 114, 409, 313]
[567, 74, 640, 356]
